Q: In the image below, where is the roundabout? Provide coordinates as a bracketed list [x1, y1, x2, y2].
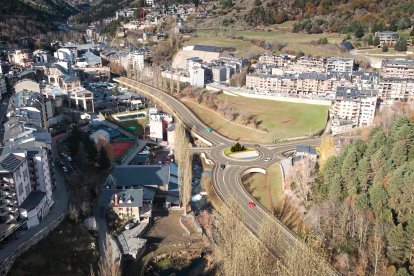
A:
[115, 77, 338, 275]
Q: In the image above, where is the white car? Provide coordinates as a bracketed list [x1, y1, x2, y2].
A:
[264, 158, 272, 162]
[62, 167, 68, 172]
[125, 223, 135, 230]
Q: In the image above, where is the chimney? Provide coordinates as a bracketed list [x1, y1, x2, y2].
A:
[114, 193, 119, 206]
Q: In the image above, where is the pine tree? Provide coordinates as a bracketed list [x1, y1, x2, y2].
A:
[367, 34, 374, 45]
[391, 141, 408, 168]
[373, 36, 380, 46]
[98, 147, 111, 171]
[386, 224, 409, 265]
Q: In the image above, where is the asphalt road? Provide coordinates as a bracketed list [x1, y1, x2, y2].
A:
[115, 77, 338, 275]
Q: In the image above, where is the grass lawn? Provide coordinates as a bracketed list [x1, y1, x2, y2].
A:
[186, 29, 346, 57]
[243, 163, 284, 212]
[183, 96, 329, 143]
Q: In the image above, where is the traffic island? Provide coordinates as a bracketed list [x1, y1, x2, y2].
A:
[224, 143, 259, 160]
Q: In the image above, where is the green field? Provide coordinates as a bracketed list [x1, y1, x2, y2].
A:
[183, 96, 329, 143]
[243, 163, 284, 212]
[185, 29, 347, 57]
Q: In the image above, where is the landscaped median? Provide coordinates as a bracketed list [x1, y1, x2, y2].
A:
[224, 143, 259, 160]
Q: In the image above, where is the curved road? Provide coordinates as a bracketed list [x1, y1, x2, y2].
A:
[115, 77, 338, 275]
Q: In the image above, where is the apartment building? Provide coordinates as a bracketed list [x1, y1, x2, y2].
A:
[212, 66, 227, 83]
[129, 52, 145, 70]
[258, 53, 286, 66]
[326, 58, 354, 73]
[246, 72, 353, 98]
[0, 153, 32, 225]
[375, 31, 399, 46]
[380, 59, 414, 79]
[331, 88, 378, 134]
[378, 78, 414, 101]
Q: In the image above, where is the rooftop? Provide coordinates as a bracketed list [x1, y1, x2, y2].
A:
[107, 165, 170, 188]
[100, 188, 143, 208]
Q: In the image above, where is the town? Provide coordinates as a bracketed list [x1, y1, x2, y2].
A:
[0, 1, 414, 275]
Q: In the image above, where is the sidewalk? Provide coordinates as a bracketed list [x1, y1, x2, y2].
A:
[0, 166, 69, 263]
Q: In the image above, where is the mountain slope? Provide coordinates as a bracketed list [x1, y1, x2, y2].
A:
[0, 0, 79, 44]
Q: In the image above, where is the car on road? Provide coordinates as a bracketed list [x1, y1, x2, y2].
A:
[125, 223, 135, 230]
[220, 164, 226, 169]
[248, 201, 256, 207]
[264, 158, 271, 162]
[205, 127, 212, 133]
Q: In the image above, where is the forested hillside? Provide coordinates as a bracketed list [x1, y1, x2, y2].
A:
[243, 0, 414, 33]
[0, 0, 78, 43]
[310, 115, 414, 275]
[73, 0, 136, 24]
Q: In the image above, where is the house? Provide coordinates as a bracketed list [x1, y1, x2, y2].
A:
[375, 31, 399, 46]
[295, 145, 317, 162]
[105, 164, 181, 208]
[100, 188, 143, 220]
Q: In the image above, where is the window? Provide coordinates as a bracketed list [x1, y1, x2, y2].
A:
[18, 184, 23, 196]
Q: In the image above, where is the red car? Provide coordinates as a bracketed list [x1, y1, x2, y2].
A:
[248, 201, 256, 207]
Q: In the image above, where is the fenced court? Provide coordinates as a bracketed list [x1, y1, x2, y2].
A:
[112, 138, 137, 163]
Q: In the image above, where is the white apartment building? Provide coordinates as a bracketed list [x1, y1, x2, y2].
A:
[381, 59, 414, 79]
[331, 88, 377, 134]
[0, 153, 32, 225]
[326, 58, 354, 73]
[189, 64, 206, 88]
[129, 52, 145, 70]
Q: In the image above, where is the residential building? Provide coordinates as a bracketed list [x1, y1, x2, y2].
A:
[326, 58, 354, 73]
[129, 52, 145, 70]
[258, 53, 286, 66]
[331, 87, 377, 134]
[378, 78, 414, 101]
[212, 66, 227, 83]
[8, 50, 33, 67]
[375, 31, 399, 46]
[381, 59, 414, 79]
[189, 64, 206, 87]
[295, 145, 317, 162]
[68, 87, 95, 112]
[0, 153, 32, 225]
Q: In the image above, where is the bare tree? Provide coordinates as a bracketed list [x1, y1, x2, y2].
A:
[289, 158, 316, 204]
[90, 236, 121, 276]
[369, 224, 385, 276]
